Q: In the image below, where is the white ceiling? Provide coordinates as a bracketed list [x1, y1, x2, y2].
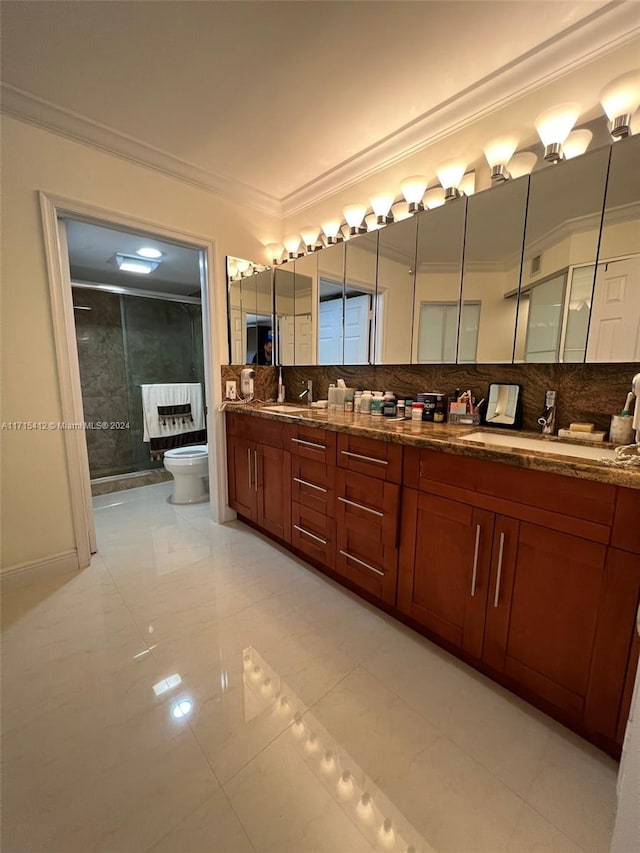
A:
[1, 1, 638, 219]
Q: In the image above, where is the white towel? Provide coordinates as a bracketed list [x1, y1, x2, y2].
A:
[141, 383, 204, 442]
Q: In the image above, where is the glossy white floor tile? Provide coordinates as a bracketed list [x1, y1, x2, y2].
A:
[1, 481, 618, 852]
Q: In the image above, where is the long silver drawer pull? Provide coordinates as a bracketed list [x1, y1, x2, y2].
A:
[291, 438, 326, 451]
[494, 531, 505, 608]
[294, 525, 327, 546]
[293, 477, 328, 493]
[339, 550, 385, 577]
[471, 524, 481, 597]
[254, 449, 258, 492]
[338, 497, 383, 518]
[247, 448, 252, 490]
[341, 450, 388, 466]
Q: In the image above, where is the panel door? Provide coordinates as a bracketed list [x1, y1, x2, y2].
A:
[257, 445, 291, 542]
[227, 435, 257, 520]
[318, 298, 343, 364]
[484, 518, 608, 720]
[397, 490, 494, 659]
[587, 256, 640, 362]
[344, 293, 370, 364]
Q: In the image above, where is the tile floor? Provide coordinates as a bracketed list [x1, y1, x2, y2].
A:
[1, 482, 620, 853]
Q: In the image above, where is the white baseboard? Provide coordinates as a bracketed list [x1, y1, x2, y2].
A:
[1, 549, 80, 591]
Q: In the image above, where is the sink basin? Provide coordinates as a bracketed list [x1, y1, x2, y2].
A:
[262, 405, 310, 415]
[459, 431, 618, 461]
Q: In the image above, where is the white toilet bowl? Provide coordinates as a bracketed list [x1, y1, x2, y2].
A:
[163, 444, 209, 504]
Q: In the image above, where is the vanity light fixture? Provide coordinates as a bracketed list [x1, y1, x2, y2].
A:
[115, 253, 160, 275]
[365, 213, 382, 231]
[391, 201, 411, 221]
[378, 818, 396, 850]
[460, 170, 476, 197]
[321, 219, 343, 245]
[436, 159, 466, 200]
[343, 204, 367, 235]
[600, 70, 640, 139]
[423, 186, 445, 209]
[283, 234, 302, 259]
[400, 175, 427, 213]
[136, 247, 163, 259]
[484, 136, 519, 182]
[236, 258, 253, 277]
[300, 226, 321, 253]
[562, 129, 593, 160]
[370, 192, 395, 225]
[507, 151, 537, 178]
[535, 103, 581, 162]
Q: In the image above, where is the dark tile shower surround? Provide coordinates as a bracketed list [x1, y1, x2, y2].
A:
[277, 363, 639, 435]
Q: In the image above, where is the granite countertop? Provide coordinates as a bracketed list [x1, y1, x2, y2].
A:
[224, 402, 640, 489]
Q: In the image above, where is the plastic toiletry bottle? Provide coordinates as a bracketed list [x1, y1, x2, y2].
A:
[382, 391, 397, 417]
[371, 392, 384, 417]
[397, 399, 405, 419]
[354, 391, 363, 413]
[404, 398, 413, 419]
[345, 393, 354, 413]
[277, 368, 285, 403]
[412, 402, 424, 421]
[360, 390, 373, 414]
[328, 384, 337, 411]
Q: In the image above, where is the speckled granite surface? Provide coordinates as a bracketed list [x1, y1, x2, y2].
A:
[226, 402, 640, 489]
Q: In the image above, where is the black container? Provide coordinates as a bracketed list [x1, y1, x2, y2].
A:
[417, 392, 445, 422]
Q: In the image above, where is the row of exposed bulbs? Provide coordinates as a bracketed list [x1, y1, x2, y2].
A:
[243, 651, 420, 852]
[265, 69, 640, 265]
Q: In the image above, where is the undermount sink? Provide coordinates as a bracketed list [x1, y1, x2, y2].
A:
[459, 431, 618, 461]
[262, 405, 310, 415]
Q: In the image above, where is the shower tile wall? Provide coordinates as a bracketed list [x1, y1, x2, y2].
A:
[73, 289, 204, 479]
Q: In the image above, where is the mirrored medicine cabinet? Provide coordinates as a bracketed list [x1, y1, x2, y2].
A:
[227, 133, 640, 368]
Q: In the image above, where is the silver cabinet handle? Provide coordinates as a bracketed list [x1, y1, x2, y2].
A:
[293, 477, 328, 493]
[338, 496, 383, 518]
[494, 531, 505, 608]
[294, 524, 327, 546]
[341, 450, 388, 466]
[291, 438, 326, 451]
[339, 550, 385, 577]
[254, 449, 258, 492]
[247, 447, 252, 490]
[471, 524, 481, 597]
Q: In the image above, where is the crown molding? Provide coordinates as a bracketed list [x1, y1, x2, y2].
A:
[282, 1, 640, 218]
[0, 84, 283, 219]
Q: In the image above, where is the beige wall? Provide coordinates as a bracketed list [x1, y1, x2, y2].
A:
[0, 116, 280, 572]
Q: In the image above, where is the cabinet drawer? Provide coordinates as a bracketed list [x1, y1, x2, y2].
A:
[291, 457, 335, 516]
[336, 538, 398, 605]
[227, 411, 284, 449]
[292, 503, 335, 569]
[337, 433, 402, 483]
[335, 469, 399, 543]
[286, 423, 336, 465]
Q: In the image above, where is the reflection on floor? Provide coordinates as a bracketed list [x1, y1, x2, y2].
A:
[1, 482, 618, 853]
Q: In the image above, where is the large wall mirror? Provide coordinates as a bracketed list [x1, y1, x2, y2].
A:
[412, 199, 466, 363]
[344, 231, 378, 364]
[227, 260, 274, 366]
[376, 217, 417, 364]
[317, 242, 346, 364]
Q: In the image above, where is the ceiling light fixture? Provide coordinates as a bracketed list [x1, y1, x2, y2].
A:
[562, 129, 593, 160]
[600, 70, 640, 139]
[484, 136, 519, 182]
[436, 160, 466, 201]
[535, 103, 580, 162]
[136, 247, 163, 259]
[507, 151, 537, 178]
[321, 220, 342, 245]
[283, 234, 302, 259]
[400, 176, 427, 213]
[343, 204, 367, 235]
[300, 226, 321, 253]
[115, 253, 160, 275]
[370, 193, 394, 225]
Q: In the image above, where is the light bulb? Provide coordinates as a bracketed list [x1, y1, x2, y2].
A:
[400, 175, 427, 211]
[365, 213, 382, 231]
[171, 698, 193, 719]
[600, 70, 640, 138]
[227, 259, 239, 278]
[356, 792, 374, 824]
[321, 219, 342, 245]
[424, 187, 445, 209]
[236, 258, 251, 274]
[436, 159, 466, 189]
[562, 129, 592, 160]
[320, 750, 336, 775]
[460, 171, 475, 197]
[370, 192, 394, 223]
[535, 103, 580, 161]
[391, 201, 411, 221]
[343, 204, 367, 234]
[484, 136, 518, 182]
[508, 151, 537, 178]
[300, 226, 320, 251]
[377, 818, 396, 849]
[265, 243, 283, 264]
[136, 247, 163, 259]
[283, 234, 301, 257]
[337, 770, 355, 801]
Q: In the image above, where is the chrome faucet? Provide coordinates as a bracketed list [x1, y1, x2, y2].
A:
[298, 379, 313, 404]
[538, 390, 557, 435]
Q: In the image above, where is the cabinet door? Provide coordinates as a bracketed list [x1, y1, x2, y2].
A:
[484, 519, 608, 721]
[398, 489, 494, 659]
[257, 445, 291, 542]
[227, 435, 257, 520]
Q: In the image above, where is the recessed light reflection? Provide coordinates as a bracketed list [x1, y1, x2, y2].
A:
[171, 698, 193, 719]
[304, 733, 320, 754]
[356, 792, 374, 824]
[153, 673, 182, 696]
[320, 750, 336, 776]
[378, 818, 396, 849]
[337, 770, 354, 801]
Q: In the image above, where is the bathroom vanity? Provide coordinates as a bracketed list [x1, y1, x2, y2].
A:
[226, 405, 640, 757]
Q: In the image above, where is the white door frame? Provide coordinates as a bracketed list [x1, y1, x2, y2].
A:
[39, 192, 230, 569]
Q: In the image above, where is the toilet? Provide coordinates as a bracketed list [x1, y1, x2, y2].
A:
[163, 444, 209, 504]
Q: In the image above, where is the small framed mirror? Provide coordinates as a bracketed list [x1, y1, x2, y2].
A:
[482, 383, 522, 428]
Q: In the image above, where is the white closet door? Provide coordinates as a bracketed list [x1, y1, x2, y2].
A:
[318, 299, 343, 364]
[587, 256, 640, 362]
[344, 294, 370, 364]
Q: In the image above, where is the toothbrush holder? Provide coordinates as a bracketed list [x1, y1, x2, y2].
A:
[610, 415, 634, 446]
